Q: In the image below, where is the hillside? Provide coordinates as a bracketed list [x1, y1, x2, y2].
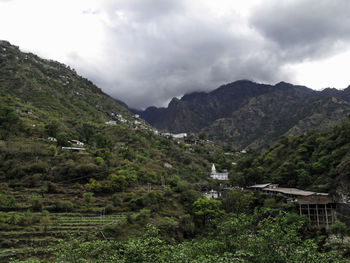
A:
[1, 41, 350, 263]
[0, 40, 132, 126]
[0, 41, 233, 261]
[230, 116, 350, 196]
[136, 80, 350, 149]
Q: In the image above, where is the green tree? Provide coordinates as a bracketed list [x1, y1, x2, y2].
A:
[222, 189, 254, 214]
[105, 174, 127, 192]
[83, 192, 94, 209]
[0, 105, 20, 138]
[56, 132, 71, 147]
[29, 195, 43, 212]
[193, 197, 224, 226]
[45, 119, 60, 137]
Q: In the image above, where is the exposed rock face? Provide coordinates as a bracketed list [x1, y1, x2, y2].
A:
[137, 80, 350, 149]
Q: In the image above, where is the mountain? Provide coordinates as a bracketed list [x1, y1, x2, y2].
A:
[1, 41, 349, 263]
[0, 40, 231, 261]
[0, 40, 132, 125]
[231, 115, 350, 196]
[137, 80, 350, 149]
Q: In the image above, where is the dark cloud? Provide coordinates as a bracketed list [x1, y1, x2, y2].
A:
[68, 0, 350, 109]
[250, 0, 350, 61]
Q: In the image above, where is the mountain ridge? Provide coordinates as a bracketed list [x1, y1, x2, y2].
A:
[135, 80, 350, 149]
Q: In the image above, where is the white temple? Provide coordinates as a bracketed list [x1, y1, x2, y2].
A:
[210, 164, 228, 180]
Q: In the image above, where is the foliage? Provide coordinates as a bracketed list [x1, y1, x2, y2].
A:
[29, 195, 43, 212]
[222, 189, 255, 214]
[233, 117, 350, 193]
[11, 212, 347, 263]
[330, 221, 347, 243]
[193, 197, 224, 226]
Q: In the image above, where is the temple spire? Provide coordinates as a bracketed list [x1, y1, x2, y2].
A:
[211, 163, 216, 173]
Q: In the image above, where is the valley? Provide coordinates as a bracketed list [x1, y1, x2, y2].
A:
[1, 40, 350, 262]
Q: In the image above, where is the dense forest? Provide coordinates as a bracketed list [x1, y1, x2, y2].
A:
[231, 116, 350, 196]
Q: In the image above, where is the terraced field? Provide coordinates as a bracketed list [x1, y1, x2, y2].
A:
[0, 212, 127, 262]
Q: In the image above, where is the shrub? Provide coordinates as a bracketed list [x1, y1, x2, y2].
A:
[52, 200, 74, 212]
[0, 193, 16, 209]
[95, 156, 104, 165]
[48, 145, 57, 156]
[111, 194, 122, 207]
[86, 178, 102, 193]
[29, 195, 43, 212]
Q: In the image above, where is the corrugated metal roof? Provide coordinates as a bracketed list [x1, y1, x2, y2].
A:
[263, 187, 315, 196]
[249, 183, 272, 188]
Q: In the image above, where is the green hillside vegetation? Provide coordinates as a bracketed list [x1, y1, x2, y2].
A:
[10, 212, 348, 263]
[231, 116, 350, 195]
[1, 41, 350, 262]
[0, 40, 236, 261]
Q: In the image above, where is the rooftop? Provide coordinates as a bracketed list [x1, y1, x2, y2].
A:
[264, 187, 316, 196]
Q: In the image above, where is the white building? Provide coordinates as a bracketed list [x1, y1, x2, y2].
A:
[172, 133, 187, 139]
[71, 140, 84, 146]
[47, 137, 57, 142]
[105, 120, 117, 125]
[210, 164, 228, 180]
[204, 189, 220, 199]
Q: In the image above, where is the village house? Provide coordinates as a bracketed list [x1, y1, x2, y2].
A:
[71, 140, 84, 146]
[297, 195, 336, 228]
[248, 183, 329, 201]
[47, 137, 57, 142]
[61, 147, 86, 152]
[105, 120, 117, 125]
[172, 133, 187, 139]
[248, 183, 338, 228]
[204, 189, 220, 199]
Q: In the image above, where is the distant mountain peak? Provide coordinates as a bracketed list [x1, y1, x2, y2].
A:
[136, 79, 350, 149]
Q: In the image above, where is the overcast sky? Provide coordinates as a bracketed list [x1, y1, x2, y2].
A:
[1, 0, 350, 109]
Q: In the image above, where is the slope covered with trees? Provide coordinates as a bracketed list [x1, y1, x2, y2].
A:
[231, 116, 350, 196]
[0, 40, 234, 261]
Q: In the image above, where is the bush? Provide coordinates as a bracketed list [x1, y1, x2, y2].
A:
[86, 178, 102, 193]
[95, 156, 104, 165]
[0, 193, 16, 209]
[111, 194, 122, 207]
[52, 200, 74, 212]
[29, 195, 43, 212]
[48, 145, 57, 156]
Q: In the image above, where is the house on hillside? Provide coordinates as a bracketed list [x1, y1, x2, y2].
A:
[204, 189, 220, 199]
[172, 133, 187, 139]
[297, 195, 336, 228]
[210, 164, 228, 180]
[47, 137, 57, 142]
[248, 183, 337, 228]
[71, 140, 84, 146]
[62, 147, 86, 152]
[105, 120, 117, 125]
[248, 183, 328, 201]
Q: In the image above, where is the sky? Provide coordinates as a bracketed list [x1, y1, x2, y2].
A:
[1, 0, 350, 109]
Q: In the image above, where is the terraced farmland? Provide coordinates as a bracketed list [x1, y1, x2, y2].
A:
[0, 212, 127, 262]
